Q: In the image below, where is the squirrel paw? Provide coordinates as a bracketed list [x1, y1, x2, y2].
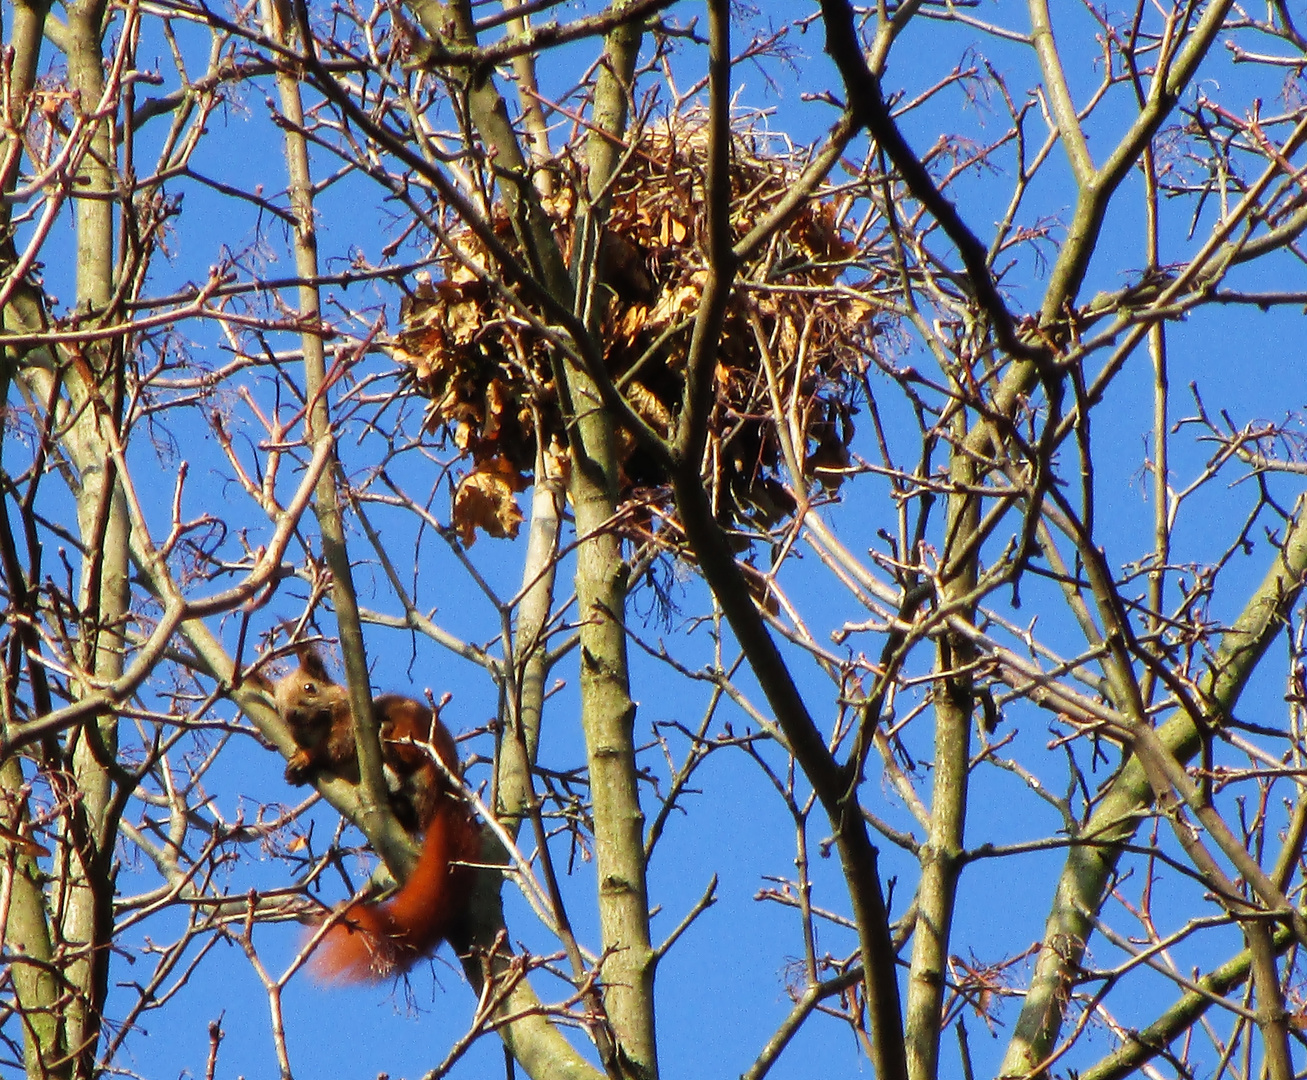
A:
[285, 749, 313, 785]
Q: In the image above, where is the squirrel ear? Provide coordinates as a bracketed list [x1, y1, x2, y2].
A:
[296, 644, 330, 681]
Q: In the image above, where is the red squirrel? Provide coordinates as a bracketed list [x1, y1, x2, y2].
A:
[272, 645, 479, 981]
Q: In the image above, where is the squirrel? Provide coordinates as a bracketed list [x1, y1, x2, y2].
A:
[271, 645, 479, 981]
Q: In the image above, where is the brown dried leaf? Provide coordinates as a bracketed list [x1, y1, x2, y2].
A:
[446, 296, 482, 345]
[483, 378, 507, 441]
[453, 458, 527, 545]
[626, 381, 674, 438]
[647, 277, 703, 327]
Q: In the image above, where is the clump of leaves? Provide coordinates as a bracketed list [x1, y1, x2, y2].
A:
[393, 114, 886, 548]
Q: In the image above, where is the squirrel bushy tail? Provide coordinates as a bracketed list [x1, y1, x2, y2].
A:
[311, 797, 481, 981]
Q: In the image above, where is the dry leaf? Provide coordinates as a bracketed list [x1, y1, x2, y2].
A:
[453, 458, 527, 545]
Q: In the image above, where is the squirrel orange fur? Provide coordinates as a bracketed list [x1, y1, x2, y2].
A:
[273, 645, 479, 981]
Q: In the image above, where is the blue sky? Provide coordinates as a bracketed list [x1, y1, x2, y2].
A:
[9, 3, 1307, 1078]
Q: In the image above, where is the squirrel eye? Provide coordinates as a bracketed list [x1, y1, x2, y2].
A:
[302, 682, 314, 693]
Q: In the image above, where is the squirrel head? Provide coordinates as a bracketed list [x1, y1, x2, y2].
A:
[274, 645, 347, 731]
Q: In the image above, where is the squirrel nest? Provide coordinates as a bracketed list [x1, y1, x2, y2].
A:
[392, 115, 887, 552]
